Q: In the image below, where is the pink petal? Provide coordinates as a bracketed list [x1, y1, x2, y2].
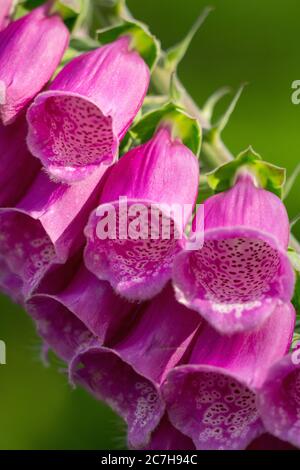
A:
[173, 175, 294, 334]
[27, 264, 137, 361]
[0, 0, 13, 31]
[69, 284, 201, 448]
[0, 117, 40, 207]
[146, 414, 196, 450]
[84, 128, 199, 300]
[162, 302, 295, 449]
[0, 165, 107, 298]
[257, 354, 300, 448]
[0, 5, 69, 124]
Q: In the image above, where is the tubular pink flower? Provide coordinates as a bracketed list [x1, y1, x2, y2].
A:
[0, 0, 13, 31]
[26, 36, 150, 182]
[173, 174, 294, 334]
[0, 5, 69, 125]
[69, 283, 201, 449]
[26, 264, 137, 361]
[146, 414, 196, 450]
[0, 165, 107, 299]
[84, 127, 200, 301]
[257, 353, 300, 448]
[162, 301, 295, 450]
[0, 117, 40, 207]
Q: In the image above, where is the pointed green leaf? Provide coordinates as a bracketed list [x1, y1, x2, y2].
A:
[165, 7, 213, 72]
[290, 214, 300, 229]
[214, 84, 246, 133]
[97, 20, 160, 70]
[284, 163, 300, 199]
[130, 102, 202, 156]
[207, 146, 286, 197]
[202, 86, 231, 122]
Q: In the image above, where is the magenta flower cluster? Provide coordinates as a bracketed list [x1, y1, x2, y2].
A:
[0, 5, 299, 450]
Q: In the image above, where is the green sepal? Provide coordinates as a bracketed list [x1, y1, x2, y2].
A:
[51, 0, 89, 31]
[141, 95, 169, 115]
[52, 0, 82, 18]
[14, 0, 87, 31]
[13, 0, 44, 18]
[207, 147, 286, 198]
[129, 102, 202, 156]
[97, 20, 160, 70]
[204, 85, 245, 142]
[69, 36, 100, 52]
[202, 86, 231, 123]
[197, 175, 214, 204]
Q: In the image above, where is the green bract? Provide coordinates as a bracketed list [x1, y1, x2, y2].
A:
[130, 102, 202, 156]
[207, 147, 286, 198]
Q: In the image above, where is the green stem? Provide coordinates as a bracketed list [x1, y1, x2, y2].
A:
[93, 0, 234, 168]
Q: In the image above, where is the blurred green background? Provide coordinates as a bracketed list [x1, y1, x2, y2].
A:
[1, 0, 300, 449]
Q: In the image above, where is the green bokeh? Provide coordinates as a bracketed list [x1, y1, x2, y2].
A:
[1, 0, 300, 449]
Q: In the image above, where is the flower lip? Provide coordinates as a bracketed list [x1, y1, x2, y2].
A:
[84, 198, 187, 301]
[27, 90, 119, 183]
[173, 226, 295, 334]
[162, 364, 264, 450]
[162, 300, 295, 449]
